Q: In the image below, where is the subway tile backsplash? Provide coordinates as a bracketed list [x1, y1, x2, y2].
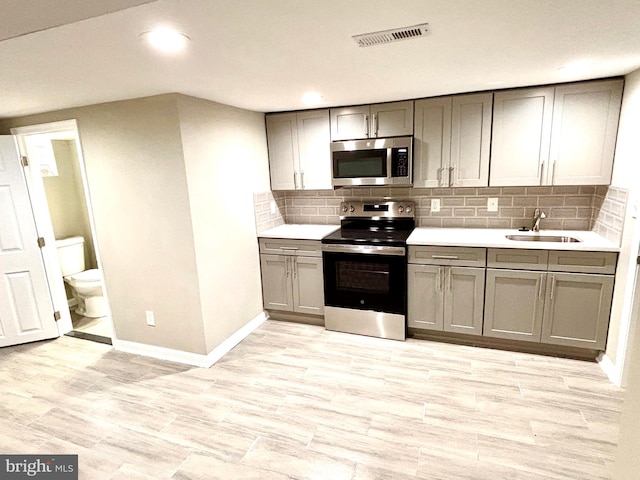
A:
[253, 190, 286, 233]
[254, 185, 628, 246]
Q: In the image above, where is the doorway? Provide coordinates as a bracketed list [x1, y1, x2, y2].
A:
[11, 120, 113, 344]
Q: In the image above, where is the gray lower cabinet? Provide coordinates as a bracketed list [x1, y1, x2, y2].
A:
[260, 254, 324, 315]
[483, 269, 545, 342]
[484, 248, 616, 349]
[541, 272, 614, 349]
[408, 246, 486, 335]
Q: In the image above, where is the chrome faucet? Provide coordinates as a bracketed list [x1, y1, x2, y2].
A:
[531, 208, 547, 232]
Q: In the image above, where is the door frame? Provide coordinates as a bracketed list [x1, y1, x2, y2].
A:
[10, 120, 111, 338]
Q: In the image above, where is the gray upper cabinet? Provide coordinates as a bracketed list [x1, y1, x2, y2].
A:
[414, 93, 492, 187]
[550, 79, 623, 186]
[490, 79, 623, 186]
[490, 87, 554, 186]
[266, 110, 331, 191]
[330, 101, 413, 141]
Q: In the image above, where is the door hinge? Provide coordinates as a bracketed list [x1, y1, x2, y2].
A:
[53, 311, 61, 321]
[37, 237, 46, 248]
[21, 156, 29, 167]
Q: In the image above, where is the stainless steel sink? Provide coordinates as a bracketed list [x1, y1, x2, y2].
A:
[506, 234, 581, 243]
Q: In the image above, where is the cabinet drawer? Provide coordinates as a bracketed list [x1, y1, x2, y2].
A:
[548, 250, 617, 274]
[488, 248, 548, 271]
[409, 246, 486, 267]
[258, 238, 322, 257]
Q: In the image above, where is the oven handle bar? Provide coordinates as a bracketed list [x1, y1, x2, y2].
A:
[322, 244, 406, 256]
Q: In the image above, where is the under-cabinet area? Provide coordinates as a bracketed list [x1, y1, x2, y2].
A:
[408, 245, 617, 351]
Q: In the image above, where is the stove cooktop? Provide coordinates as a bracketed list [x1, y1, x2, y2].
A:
[322, 226, 414, 246]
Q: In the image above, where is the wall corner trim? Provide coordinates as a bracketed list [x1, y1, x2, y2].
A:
[597, 352, 622, 386]
[112, 311, 267, 368]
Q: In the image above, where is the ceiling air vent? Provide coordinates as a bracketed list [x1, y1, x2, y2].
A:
[353, 23, 429, 48]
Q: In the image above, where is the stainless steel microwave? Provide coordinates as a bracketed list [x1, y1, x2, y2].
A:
[330, 136, 413, 187]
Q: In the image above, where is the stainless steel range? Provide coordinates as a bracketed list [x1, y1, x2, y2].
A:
[321, 200, 415, 341]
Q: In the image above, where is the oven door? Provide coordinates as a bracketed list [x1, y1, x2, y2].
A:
[323, 250, 406, 314]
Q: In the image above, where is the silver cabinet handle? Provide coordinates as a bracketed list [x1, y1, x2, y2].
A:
[293, 258, 297, 279]
[431, 255, 459, 260]
[448, 166, 455, 187]
[550, 274, 556, 300]
[551, 160, 557, 184]
[364, 114, 370, 138]
[436, 267, 442, 292]
[301, 171, 305, 190]
[539, 161, 545, 186]
[280, 246, 299, 251]
[285, 256, 290, 277]
[447, 268, 452, 291]
[293, 171, 298, 190]
[538, 274, 544, 299]
[373, 113, 378, 137]
[437, 167, 444, 186]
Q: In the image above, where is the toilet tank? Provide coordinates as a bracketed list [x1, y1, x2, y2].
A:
[55, 236, 86, 276]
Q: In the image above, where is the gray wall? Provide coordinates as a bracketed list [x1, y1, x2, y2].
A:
[1, 95, 207, 354]
[176, 95, 270, 352]
[45, 139, 97, 269]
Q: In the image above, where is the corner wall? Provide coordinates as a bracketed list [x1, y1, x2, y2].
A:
[176, 95, 270, 353]
[604, 68, 640, 379]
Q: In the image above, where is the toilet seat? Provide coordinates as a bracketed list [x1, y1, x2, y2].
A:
[65, 268, 101, 287]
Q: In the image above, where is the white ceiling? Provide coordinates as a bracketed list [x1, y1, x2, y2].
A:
[1, 0, 640, 119]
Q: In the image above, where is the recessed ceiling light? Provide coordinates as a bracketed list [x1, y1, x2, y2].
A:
[141, 27, 190, 53]
[558, 59, 594, 76]
[302, 92, 324, 105]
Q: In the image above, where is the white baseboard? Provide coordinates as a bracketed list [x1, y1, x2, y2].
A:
[112, 311, 267, 368]
[597, 352, 622, 387]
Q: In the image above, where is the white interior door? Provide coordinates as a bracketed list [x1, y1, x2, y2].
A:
[0, 136, 58, 347]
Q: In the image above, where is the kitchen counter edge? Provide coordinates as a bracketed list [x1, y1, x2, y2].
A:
[407, 228, 619, 252]
[257, 224, 340, 241]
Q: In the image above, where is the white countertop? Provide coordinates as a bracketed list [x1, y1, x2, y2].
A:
[258, 224, 340, 241]
[407, 228, 619, 252]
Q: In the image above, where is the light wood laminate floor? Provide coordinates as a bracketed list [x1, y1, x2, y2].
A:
[0, 320, 623, 479]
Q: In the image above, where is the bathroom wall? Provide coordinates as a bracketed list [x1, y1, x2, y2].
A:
[45, 139, 97, 269]
[0, 94, 208, 355]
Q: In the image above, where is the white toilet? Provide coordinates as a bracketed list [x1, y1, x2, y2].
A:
[55, 236, 107, 318]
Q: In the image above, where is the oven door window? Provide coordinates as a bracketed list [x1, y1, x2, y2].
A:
[323, 252, 406, 315]
[333, 149, 387, 178]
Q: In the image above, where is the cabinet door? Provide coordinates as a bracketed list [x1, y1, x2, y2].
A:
[490, 87, 554, 186]
[330, 106, 370, 141]
[408, 264, 444, 330]
[483, 269, 545, 342]
[541, 272, 614, 349]
[371, 101, 414, 138]
[549, 79, 623, 185]
[297, 110, 332, 190]
[444, 267, 485, 336]
[413, 97, 452, 187]
[450, 92, 492, 187]
[260, 255, 293, 312]
[292, 256, 324, 315]
[266, 113, 298, 190]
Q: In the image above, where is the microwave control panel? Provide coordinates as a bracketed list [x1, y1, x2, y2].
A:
[391, 147, 410, 177]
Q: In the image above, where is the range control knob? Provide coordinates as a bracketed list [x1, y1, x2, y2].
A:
[398, 206, 404, 213]
[349, 205, 356, 213]
[342, 205, 348, 213]
[406, 206, 413, 214]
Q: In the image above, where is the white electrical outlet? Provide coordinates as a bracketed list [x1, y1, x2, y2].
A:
[270, 201, 276, 214]
[430, 199, 441, 213]
[487, 197, 499, 212]
[145, 310, 155, 327]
